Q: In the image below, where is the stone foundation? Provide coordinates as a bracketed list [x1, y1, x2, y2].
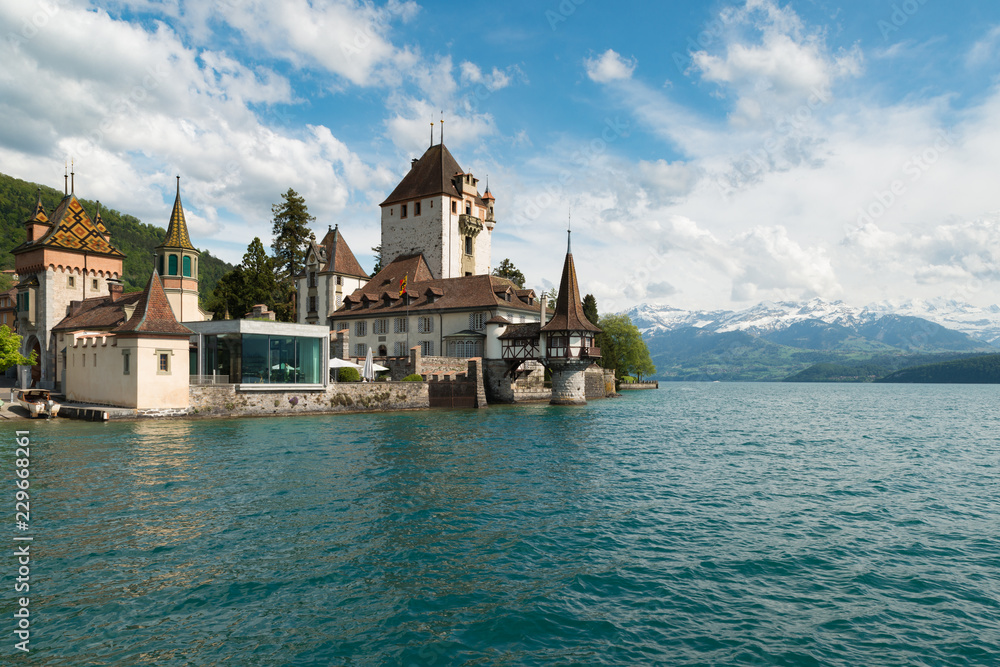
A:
[548, 359, 592, 405]
[188, 381, 429, 418]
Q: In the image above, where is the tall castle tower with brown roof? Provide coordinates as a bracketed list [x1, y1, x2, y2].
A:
[379, 131, 495, 280]
[153, 177, 210, 322]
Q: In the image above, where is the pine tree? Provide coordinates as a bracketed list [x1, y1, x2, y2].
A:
[271, 188, 314, 280]
[370, 244, 384, 275]
[583, 294, 599, 326]
[492, 258, 525, 288]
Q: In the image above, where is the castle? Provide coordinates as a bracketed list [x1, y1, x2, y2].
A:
[10, 137, 605, 409]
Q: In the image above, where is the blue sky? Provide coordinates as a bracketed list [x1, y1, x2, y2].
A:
[4, 0, 1000, 311]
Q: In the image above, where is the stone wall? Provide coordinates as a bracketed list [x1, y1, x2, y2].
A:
[188, 381, 429, 418]
[483, 359, 549, 403]
[585, 365, 616, 399]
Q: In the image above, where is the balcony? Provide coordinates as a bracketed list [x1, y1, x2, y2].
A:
[458, 214, 483, 236]
[583, 346, 602, 358]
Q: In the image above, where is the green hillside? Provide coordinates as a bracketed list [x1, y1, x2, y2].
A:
[0, 172, 232, 299]
[876, 354, 1000, 383]
[783, 352, 979, 382]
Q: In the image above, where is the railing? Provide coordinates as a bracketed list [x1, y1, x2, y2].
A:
[583, 346, 602, 358]
[190, 375, 231, 385]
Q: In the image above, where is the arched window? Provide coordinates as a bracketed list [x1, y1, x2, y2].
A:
[183, 256, 192, 277]
[168, 255, 178, 275]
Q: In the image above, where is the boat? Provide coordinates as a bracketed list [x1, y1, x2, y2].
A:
[15, 389, 61, 419]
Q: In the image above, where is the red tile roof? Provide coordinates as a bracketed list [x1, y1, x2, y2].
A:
[337, 254, 540, 316]
[320, 225, 368, 278]
[115, 271, 193, 336]
[53, 291, 145, 332]
[380, 143, 485, 208]
[541, 249, 601, 333]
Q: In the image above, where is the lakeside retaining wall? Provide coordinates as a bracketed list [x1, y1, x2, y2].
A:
[187, 381, 429, 418]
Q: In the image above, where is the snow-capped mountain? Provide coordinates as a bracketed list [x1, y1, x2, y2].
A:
[626, 298, 1000, 347]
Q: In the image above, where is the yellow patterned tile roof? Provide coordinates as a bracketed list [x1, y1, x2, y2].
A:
[35, 195, 125, 257]
[157, 178, 195, 250]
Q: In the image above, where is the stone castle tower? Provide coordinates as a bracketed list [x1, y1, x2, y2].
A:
[13, 177, 126, 388]
[153, 177, 210, 322]
[379, 133, 495, 279]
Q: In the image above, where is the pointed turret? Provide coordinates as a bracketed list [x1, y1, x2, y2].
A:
[541, 229, 601, 405]
[23, 189, 51, 243]
[158, 176, 195, 250]
[153, 177, 207, 322]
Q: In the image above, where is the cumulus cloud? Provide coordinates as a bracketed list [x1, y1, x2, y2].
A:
[585, 49, 637, 83]
[690, 0, 862, 123]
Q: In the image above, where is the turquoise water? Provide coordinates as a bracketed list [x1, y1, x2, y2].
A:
[4, 383, 1000, 665]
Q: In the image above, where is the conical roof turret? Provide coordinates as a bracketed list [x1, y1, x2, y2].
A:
[157, 176, 195, 250]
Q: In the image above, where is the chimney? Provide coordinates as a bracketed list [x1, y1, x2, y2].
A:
[540, 294, 548, 324]
[411, 158, 419, 168]
[107, 278, 123, 302]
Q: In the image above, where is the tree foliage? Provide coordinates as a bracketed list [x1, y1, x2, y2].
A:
[583, 294, 598, 326]
[597, 313, 656, 381]
[492, 258, 525, 288]
[271, 188, 314, 280]
[370, 244, 383, 275]
[206, 238, 294, 321]
[0, 325, 35, 371]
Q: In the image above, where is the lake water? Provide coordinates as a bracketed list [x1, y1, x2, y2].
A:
[6, 383, 1000, 665]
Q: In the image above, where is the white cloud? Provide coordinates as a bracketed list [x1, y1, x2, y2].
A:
[967, 25, 1000, 66]
[585, 49, 636, 83]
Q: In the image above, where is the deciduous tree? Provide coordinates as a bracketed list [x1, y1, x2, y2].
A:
[0, 325, 35, 371]
[597, 313, 655, 381]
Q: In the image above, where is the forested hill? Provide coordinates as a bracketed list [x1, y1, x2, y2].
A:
[0, 172, 232, 299]
[876, 354, 1000, 383]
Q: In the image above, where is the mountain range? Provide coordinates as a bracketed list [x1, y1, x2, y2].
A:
[624, 298, 1000, 381]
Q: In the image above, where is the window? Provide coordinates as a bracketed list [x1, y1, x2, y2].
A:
[401, 203, 408, 218]
[67, 275, 75, 288]
[469, 312, 485, 330]
[355, 321, 367, 337]
[158, 254, 165, 276]
[92, 278, 99, 290]
[414, 201, 421, 216]
[465, 236, 473, 254]
[394, 317, 408, 334]
[336, 321, 350, 332]
[452, 201, 457, 213]
[308, 271, 317, 287]
[168, 255, 178, 275]
[373, 319, 388, 335]
[82, 353, 86, 367]
[183, 256, 192, 277]
[122, 350, 130, 375]
[93, 353, 97, 367]
[421, 340, 434, 356]
[336, 276, 342, 286]
[394, 341, 407, 356]
[418, 317, 434, 333]
[308, 296, 317, 313]
[157, 350, 171, 374]
[335, 293, 342, 308]
[355, 343, 367, 357]
[466, 203, 471, 215]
